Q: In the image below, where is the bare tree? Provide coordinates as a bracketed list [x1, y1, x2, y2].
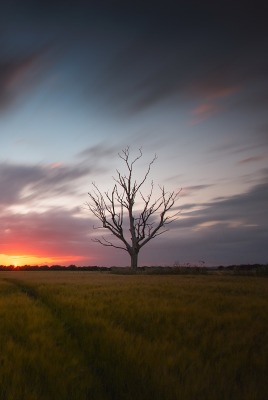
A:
[86, 147, 180, 269]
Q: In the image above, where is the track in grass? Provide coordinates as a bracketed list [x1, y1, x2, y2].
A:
[3, 277, 164, 400]
[1, 272, 268, 400]
[1, 278, 109, 400]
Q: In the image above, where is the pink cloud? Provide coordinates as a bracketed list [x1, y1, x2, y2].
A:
[205, 85, 241, 100]
[190, 102, 220, 125]
[188, 81, 241, 101]
[188, 84, 241, 125]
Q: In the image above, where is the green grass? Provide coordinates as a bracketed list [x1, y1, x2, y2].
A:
[0, 271, 267, 400]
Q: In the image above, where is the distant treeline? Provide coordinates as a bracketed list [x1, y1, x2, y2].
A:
[0, 264, 268, 275]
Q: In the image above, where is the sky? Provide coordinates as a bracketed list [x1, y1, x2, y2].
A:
[0, 0, 267, 267]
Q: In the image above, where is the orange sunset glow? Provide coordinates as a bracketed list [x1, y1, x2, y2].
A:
[0, 253, 86, 267]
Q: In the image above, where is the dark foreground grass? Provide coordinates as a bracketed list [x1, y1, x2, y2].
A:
[0, 271, 267, 400]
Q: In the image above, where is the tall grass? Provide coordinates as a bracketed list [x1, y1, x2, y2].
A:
[0, 272, 267, 399]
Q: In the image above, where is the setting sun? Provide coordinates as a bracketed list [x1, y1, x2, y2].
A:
[0, 254, 85, 267]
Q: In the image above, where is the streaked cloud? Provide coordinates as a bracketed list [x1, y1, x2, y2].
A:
[239, 155, 266, 164]
[1, 164, 267, 266]
[0, 161, 90, 206]
[0, 46, 51, 112]
[0, 0, 267, 266]
[0, 208, 96, 264]
[176, 174, 268, 230]
[77, 144, 116, 161]
[180, 185, 214, 197]
[191, 85, 241, 101]
[190, 103, 220, 125]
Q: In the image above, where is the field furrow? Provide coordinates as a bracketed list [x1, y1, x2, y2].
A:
[0, 278, 108, 400]
[0, 271, 267, 400]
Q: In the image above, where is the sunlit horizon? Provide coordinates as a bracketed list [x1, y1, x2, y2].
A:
[0, 253, 87, 267]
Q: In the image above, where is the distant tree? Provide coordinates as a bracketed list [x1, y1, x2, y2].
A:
[86, 147, 180, 269]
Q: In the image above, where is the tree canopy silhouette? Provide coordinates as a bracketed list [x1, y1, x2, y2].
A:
[86, 147, 180, 269]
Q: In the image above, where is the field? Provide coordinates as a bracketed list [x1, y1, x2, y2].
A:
[0, 271, 267, 400]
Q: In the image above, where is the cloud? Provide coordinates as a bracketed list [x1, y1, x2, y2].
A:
[0, 46, 51, 112]
[145, 221, 267, 266]
[256, 123, 268, 148]
[239, 156, 266, 164]
[211, 141, 257, 155]
[0, 205, 133, 266]
[1, 1, 267, 118]
[0, 208, 95, 261]
[190, 85, 241, 101]
[190, 103, 221, 125]
[209, 128, 268, 156]
[187, 84, 242, 124]
[77, 143, 116, 161]
[86, 2, 267, 117]
[138, 175, 268, 265]
[0, 161, 90, 206]
[176, 175, 268, 231]
[1, 167, 267, 267]
[180, 185, 214, 197]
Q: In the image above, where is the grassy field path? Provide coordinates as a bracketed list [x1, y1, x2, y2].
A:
[0, 271, 268, 400]
[0, 277, 108, 400]
[3, 276, 168, 400]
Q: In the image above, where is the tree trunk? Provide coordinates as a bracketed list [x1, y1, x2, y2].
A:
[130, 251, 138, 270]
